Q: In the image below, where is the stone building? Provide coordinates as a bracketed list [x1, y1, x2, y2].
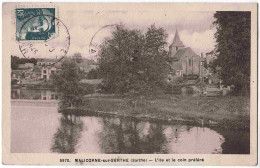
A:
[168, 29, 201, 77]
[41, 66, 57, 80]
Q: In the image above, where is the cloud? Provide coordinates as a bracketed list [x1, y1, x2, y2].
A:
[11, 10, 216, 59]
[180, 28, 216, 54]
[168, 28, 216, 55]
[61, 10, 216, 59]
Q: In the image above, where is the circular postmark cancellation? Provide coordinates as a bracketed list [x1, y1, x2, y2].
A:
[88, 24, 121, 59]
[17, 14, 70, 67]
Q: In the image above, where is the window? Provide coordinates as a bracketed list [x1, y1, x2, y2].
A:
[43, 70, 47, 74]
[180, 70, 183, 77]
[189, 59, 192, 66]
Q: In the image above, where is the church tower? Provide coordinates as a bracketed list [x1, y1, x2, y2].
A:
[169, 29, 185, 57]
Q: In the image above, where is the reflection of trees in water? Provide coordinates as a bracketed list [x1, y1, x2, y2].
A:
[139, 123, 169, 153]
[213, 127, 250, 154]
[51, 114, 83, 153]
[99, 117, 169, 154]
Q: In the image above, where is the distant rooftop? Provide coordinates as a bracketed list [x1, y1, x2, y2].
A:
[170, 29, 185, 47]
[172, 47, 198, 60]
[36, 58, 58, 63]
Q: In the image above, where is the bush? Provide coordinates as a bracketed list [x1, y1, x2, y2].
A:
[11, 79, 19, 85]
[87, 69, 100, 79]
[79, 83, 95, 95]
[164, 83, 182, 94]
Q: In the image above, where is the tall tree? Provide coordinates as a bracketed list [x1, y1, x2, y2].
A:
[212, 12, 251, 93]
[52, 58, 84, 109]
[11, 56, 20, 70]
[98, 25, 169, 97]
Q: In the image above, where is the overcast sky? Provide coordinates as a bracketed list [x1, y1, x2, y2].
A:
[12, 10, 216, 59]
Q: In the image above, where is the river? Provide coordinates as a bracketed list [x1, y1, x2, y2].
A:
[11, 89, 250, 154]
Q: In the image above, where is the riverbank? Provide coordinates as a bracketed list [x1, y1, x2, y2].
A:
[64, 94, 250, 130]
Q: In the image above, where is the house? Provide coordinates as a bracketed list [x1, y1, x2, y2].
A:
[36, 58, 57, 66]
[35, 58, 63, 80]
[76, 58, 97, 73]
[41, 66, 57, 80]
[168, 29, 203, 78]
[18, 63, 34, 69]
[41, 90, 59, 100]
[11, 70, 23, 80]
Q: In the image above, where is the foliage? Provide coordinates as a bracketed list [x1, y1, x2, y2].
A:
[11, 55, 37, 70]
[172, 76, 184, 85]
[72, 53, 83, 63]
[211, 12, 250, 93]
[52, 59, 86, 108]
[98, 25, 169, 97]
[164, 83, 183, 94]
[87, 68, 101, 79]
[11, 79, 19, 85]
[26, 81, 54, 90]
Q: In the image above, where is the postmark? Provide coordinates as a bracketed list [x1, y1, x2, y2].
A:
[89, 24, 121, 58]
[17, 12, 70, 67]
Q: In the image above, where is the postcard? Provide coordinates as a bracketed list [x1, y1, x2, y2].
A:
[2, 2, 257, 166]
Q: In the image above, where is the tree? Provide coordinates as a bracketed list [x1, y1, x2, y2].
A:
[11, 56, 20, 70]
[52, 58, 84, 109]
[11, 55, 37, 70]
[98, 25, 169, 97]
[72, 52, 83, 63]
[211, 12, 250, 93]
[87, 68, 100, 79]
[142, 25, 169, 95]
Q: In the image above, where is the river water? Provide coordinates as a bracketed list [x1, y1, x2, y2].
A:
[11, 89, 250, 154]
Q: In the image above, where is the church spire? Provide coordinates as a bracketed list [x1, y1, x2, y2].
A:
[171, 28, 185, 47]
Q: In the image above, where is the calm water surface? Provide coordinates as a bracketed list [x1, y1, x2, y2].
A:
[11, 89, 250, 154]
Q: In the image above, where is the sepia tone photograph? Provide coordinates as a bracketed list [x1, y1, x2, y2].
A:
[2, 2, 257, 166]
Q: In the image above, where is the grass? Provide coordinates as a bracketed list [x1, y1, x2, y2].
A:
[74, 94, 250, 129]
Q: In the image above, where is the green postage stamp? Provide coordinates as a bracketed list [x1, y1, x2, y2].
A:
[16, 8, 56, 41]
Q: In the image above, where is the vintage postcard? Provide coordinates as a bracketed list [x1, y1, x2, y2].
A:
[2, 2, 257, 166]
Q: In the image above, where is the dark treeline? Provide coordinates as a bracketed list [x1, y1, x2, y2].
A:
[211, 12, 251, 94]
[11, 55, 37, 70]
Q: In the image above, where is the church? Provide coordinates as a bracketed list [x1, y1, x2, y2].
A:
[168, 29, 202, 78]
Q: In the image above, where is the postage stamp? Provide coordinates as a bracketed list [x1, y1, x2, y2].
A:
[16, 8, 56, 41]
[15, 8, 70, 66]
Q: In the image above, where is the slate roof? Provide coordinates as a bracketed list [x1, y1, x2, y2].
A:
[172, 47, 198, 60]
[36, 58, 58, 63]
[170, 29, 185, 47]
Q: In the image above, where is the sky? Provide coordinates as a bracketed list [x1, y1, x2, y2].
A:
[12, 9, 216, 60]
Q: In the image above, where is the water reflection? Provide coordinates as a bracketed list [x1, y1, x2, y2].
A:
[97, 117, 224, 154]
[51, 114, 83, 153]
[11, 90, 249, 154]
[11, 89, 58, 100]
[98, 118, 168, 153]
[50, 110, 225, 154]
